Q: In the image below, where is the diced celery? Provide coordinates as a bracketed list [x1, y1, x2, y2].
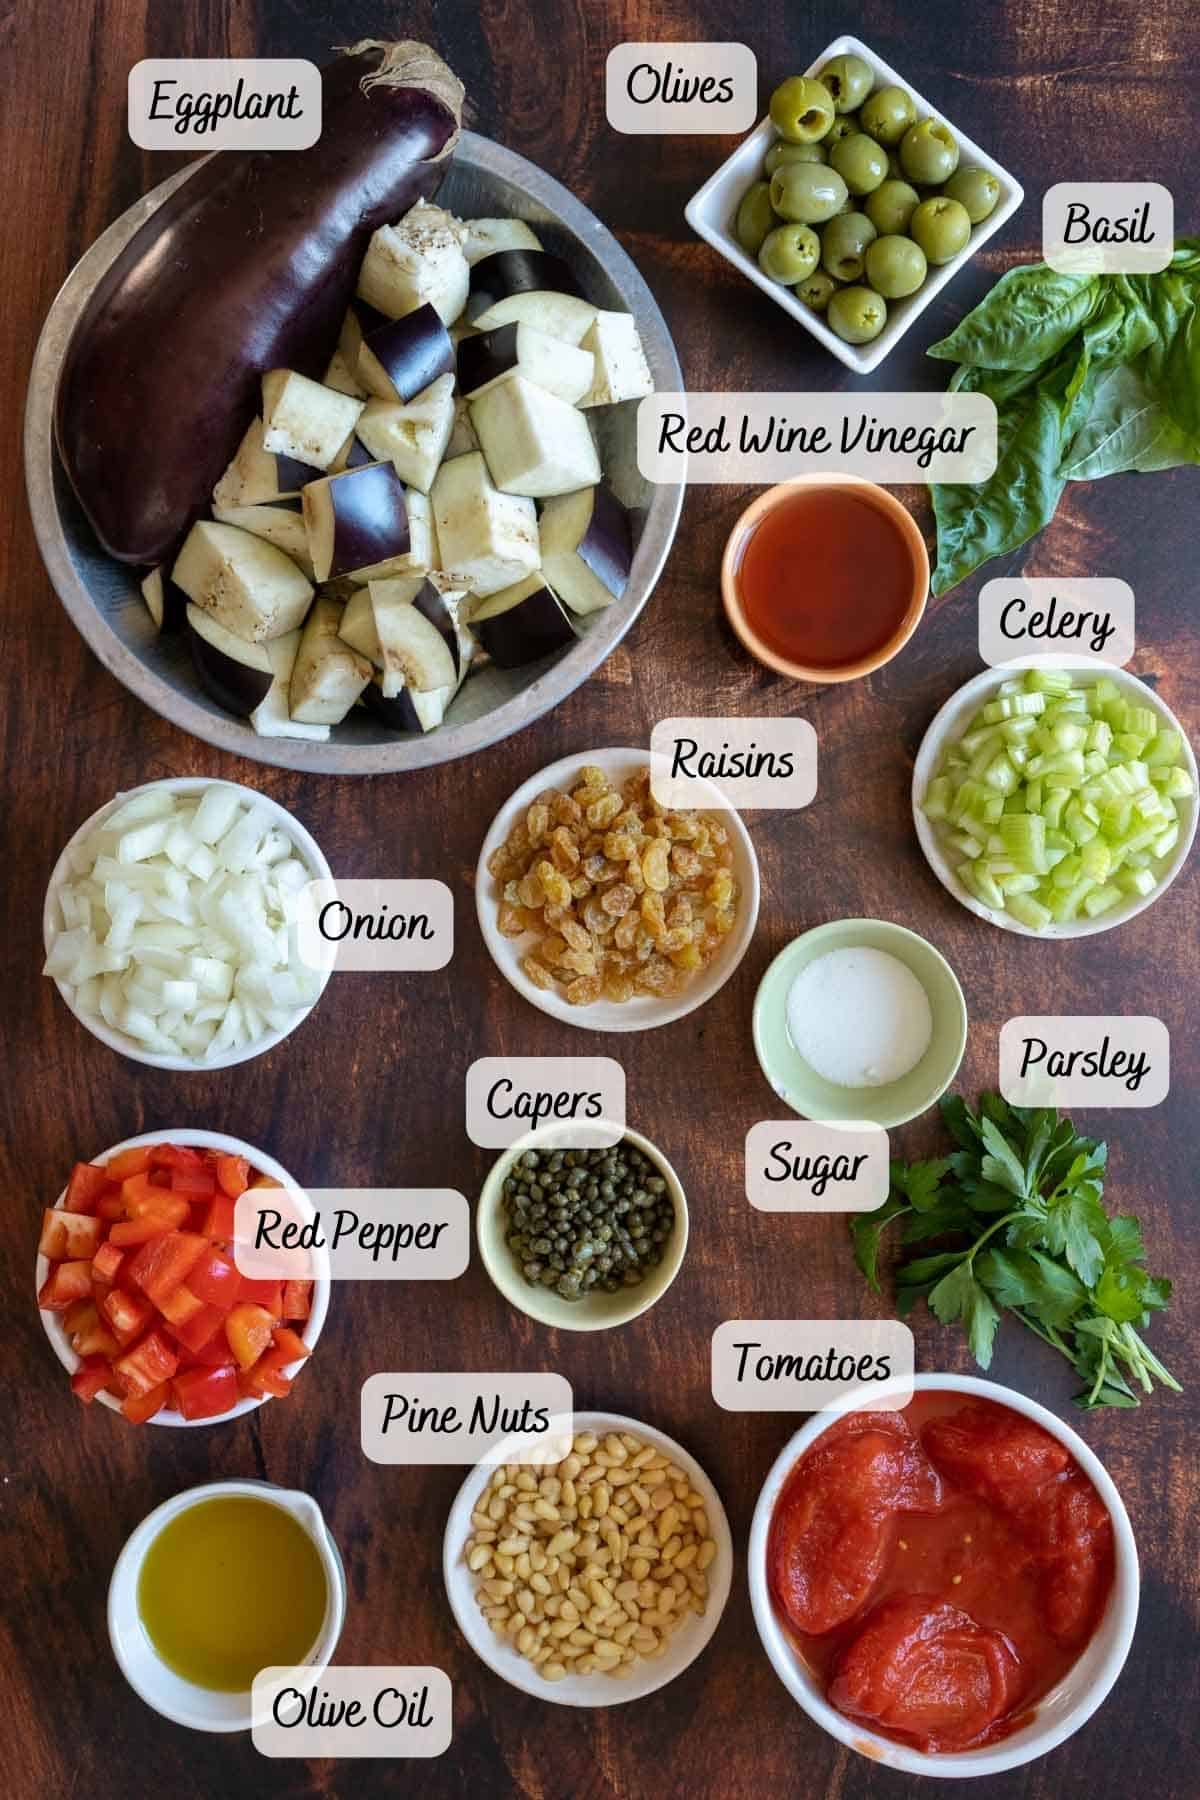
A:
[956, 861, 985, 903]
[971, 860, 1006, 909]
[1006, 891, 1052, 930]
[1086, 718, 1113, 756]
[1092, 677, 1120, 707]
[1117, 866, 1156, 898]
[1046, 718, 1088, 753]
[1000, 715, 1039, 743]
[1153, 821, 1180, 859]
[949, 830, 984, 859]
[997, 676, 1024, 695]
[1007, 744, 1031, 772]
[1114, 732, 1149, 758]
[1051, 852, 1083, 890]
[1082, 883, 1122, 918]
[997, 812, 1047, 873]
[1095, 764, 1138, 802]
[983, 753, 1019, 795]
[1145, 729, 1181, 768]
[1023, 668, 1073, 696]
[982, 692, 1046, 723]
[1063, 799, 1100, 846]
[1082, 751, 1107, 778]
[1102, 697, 1129, 730]
[1043, 845, 1070, 872]
[1042, 750, 1085, 790]
[1126, 704, 1157, 739]
[1101, 797, 1133, 836]
[1025, 778, 1043, 814]
[1156, 765, 1194, 799]
[1044, 826, 1072, 852]
[1080, 840, 1112, 883]
[1001, 873, 1040, 895]
[1132, 786, 1164, 822]
[960, 724, 1001, 757]
[1048, 877, 1096, 922]
[923, 776, 952, 821]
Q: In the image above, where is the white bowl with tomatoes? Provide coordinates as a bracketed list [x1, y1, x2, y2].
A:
[36, 1129, 329, 1426]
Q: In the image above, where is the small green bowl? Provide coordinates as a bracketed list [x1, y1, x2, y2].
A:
[752, 919, 967, 1128]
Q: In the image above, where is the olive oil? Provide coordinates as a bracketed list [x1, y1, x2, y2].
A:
[735, 486, 916, 671]
[137, 1496, 328, 1692]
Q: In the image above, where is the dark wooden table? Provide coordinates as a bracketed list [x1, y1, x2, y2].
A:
[2, 2, 1196, 1796]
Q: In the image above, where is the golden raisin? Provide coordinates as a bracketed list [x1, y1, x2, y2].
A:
[642, 840, 670, 892]
[523, 957, 556, 991]
[565, 975, 602, 1005]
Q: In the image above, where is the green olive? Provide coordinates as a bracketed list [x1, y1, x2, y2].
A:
[827, 284, 888, 345]
[909, 195, 972, 264]
[796, 270, 838, 312]
[865, 177, 920, 236]
[944, 165, 1001, 224]
[885, 148, 905, 181]
[899, 117, 960, 186]
[769, 161, 848, 225]
[818, 53, 874, 112]
[764, 139, 826, 177]
[758, 222, 820, 285]
[864, 233, 928, 298]
[735, 181, 779, 255]
[859, 85, 917, 146]
[821, 210, 878, 282]
[821, 113, 860, 148]
[829, 132, 889, 197]
[768, 75, 836, 144]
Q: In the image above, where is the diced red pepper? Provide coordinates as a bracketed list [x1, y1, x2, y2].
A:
[200, 1193, 236, 1244]
[65, 1162, 112, 1214]
[109, 1198, 190, 1246]
[166, 1302, 226, 1355]
[122, 1380, 171, 1424]
[39, 1208, 104, 1261]
[112, 1328, 178, 1398]
[224, 1301, 276, 1371]
[97, 1192, 128, 1222]
[216, 1154, 251, 1199]
[149, 1144, 206, 1172]
[282, 1279, 313, 1321]
[271, 1326, 311, 1363]
[101, 1286, 154, 1346]
[128, 1230, 207, 1307]
[239, 1346, 294, 1400]
[92, 1241, 124, 1285]
[173, 1363, 239, 1420]
[122, 1171, 184, 1215]
[238, 1277, 283, 1317]
[70, 1358, 112, 1405]
[187, 1248, 240, 1312]
[168, 1163, 218, 1197]
[106, 1145, 155, 1180]
[37, 1259, 95, 1311]
[157, 1282, 206, 1327]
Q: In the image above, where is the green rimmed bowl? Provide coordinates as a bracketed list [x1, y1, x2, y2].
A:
[751, 918, 967, 1128]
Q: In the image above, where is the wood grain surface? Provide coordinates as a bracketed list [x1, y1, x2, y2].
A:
[2, 2, 1196, 1797]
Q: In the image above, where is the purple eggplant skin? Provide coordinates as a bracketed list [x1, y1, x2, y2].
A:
[456, 323, 521, 398]
[343, 437, 375, 470]
[365, 303, 454, 402]
[578, 484, 633, 598]
[467, 250, 584, 318]
[56, 40, 464, 566]
[362, 677, 426, 733]
[474, 584, 576, 670]
[274, 452, 324, 491]
[323, 463, 411, 578]
[187, 614, 274, 717]
[411, 579, 461, 675]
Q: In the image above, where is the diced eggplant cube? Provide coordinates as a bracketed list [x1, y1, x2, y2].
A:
[212, 417, 319, 509]
[288, 598, 373, 724]
[470, 575, 577, 669]
[251, 630, 332, 740]
[186, 604, 274, 716]
[467, 250, 595, 344]
[140, 566, 187, 633]
[580, 311, 654, 407]
[457, 322, 594, 407]
[470, 376, 601, 498]
[367, 577, 458, 695]
[322, 347, 368, 398]
[301, 463, 411, 584]
[212, 496, 313, 577]
[446, 395, 480, 460]
[357, 302, 454, 404]
[463, 218, 543, 266]
[355, 373, 456, 494]
[362, 676, 447, 735]
[172, 520, 313, 642]
[431, 452, 539, 597]
[338, 588, 381, 664]
[539, 484, 634, 615]
[356, 201, 470, 325]
[261, 370, 365, 471]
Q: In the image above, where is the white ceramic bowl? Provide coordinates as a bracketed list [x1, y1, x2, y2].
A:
[43, 776, 333, 1068]
[685, 33, 1024, 374]
[748, 1374, 1139, 1778]
[444, 1410, 732, 1707]
[913, 666, 1197, 937]
[475, 747, 760, 1031]
[37, 1128, 330, 1426]
[476, 1121, 689, 1332]
[108, 1478, 346, 1731]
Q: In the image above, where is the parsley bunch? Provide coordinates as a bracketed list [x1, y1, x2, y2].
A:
[852, 1093, 1179, 1410]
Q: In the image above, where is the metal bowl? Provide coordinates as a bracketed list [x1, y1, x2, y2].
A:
[24, 132, 683, 775]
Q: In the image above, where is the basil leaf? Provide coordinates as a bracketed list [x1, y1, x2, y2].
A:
[927, 265, 1099, 370]
[1060, 360, 1199, 479]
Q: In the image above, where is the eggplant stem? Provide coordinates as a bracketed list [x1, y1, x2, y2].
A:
[338, 39, 464, 148]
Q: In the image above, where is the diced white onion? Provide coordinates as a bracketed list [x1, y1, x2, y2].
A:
[45, 785, 323, 1062]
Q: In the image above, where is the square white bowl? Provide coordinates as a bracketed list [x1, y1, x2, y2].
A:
[685, 33, 1025, 373]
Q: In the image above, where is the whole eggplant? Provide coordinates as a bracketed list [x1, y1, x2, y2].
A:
[56, 39, 464, 565]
